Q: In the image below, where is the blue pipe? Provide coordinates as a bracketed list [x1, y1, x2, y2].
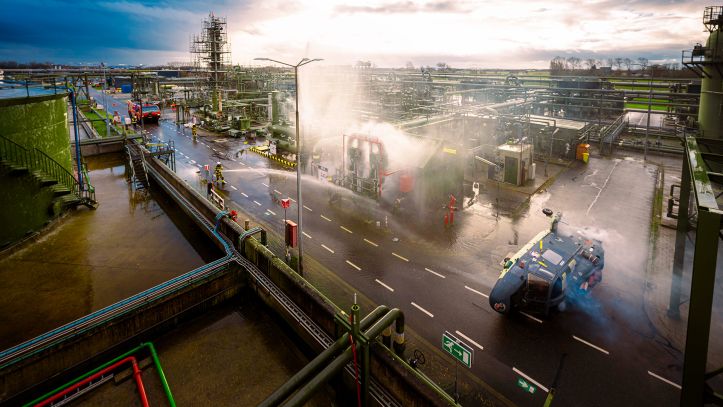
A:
[68, 88, 84, 191]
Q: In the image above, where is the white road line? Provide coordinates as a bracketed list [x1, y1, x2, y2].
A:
[340, 226, 353, 234]
[302, 231, 312, 239]
[239, 162, 246, 166]
[411, 302, 434, 318]
[230, 185, 238, 190]
[320, 214, 332, 222]
[303, 205, 312, 211]
[231, 158, 237, 162]
[375, 279, 394, 292]
[424, 267, 445, 278]
[267, 209, 277, 216]
[262, 182, 269, 187]
[346, 260, 361, 271]
[321, 244, 335, 254]
[572, 335, 610, 355]
[253, 200, 262, 206]
[512, 368, 549, 393]
[364, 239, 378, 247]
[289, 198, 296, 203]
[190, 160, 196, 164]
[647, 371, 681, 389]
[196, 164, 202, 168]
[520, 312, 543, 324]
[464, 285, 488, 297]
[455, 330, 484, 351]
[274, 189, 282, 195]
[241, 192, 249, 198]
[392, 252, 409, 262]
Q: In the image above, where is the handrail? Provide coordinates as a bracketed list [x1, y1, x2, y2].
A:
[0, 133, 95, 203]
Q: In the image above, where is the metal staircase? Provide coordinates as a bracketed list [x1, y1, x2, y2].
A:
[0, 134, 97, 210]
[125, 142, 150, 190]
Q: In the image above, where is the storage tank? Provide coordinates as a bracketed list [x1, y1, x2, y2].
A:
[0, 87, 72, 172]
[697, 6, 723, 139]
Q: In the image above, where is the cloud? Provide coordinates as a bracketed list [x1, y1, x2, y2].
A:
[334, 1, 470, 14]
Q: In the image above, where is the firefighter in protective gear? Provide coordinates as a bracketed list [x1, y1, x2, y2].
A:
[192, 124, 198, 141]
[214, 161, 225, 185]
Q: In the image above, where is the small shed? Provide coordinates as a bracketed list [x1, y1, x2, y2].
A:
[496, 143, 533, 186]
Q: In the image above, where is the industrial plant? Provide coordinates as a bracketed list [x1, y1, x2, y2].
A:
[0, 4, 721, 407]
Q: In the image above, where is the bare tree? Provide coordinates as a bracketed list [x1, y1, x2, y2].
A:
[584, 58, 597, 70]
[567, 56, 581, 70]
[549, 56, 566, 72]
[606, 57, 615, 68]
[614, 57, 624, 70]
[436, 62, 449, 70]
[636, 57, 649, 71]
[623, 58, 633, 71]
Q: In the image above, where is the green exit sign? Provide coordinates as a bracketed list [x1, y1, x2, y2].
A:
[442, 331, 473, 368]
[517, 377, 537, 394]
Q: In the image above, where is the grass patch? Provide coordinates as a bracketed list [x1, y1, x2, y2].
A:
[625, 103, 668, 111]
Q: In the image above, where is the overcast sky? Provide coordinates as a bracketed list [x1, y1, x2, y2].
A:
[0, 0, 713, 68]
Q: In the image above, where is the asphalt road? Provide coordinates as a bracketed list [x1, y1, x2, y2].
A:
[142, 117, 681, 407]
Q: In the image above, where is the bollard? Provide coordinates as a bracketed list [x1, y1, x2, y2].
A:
[244, 219, 250, 231]
[382, 325, 392, 348]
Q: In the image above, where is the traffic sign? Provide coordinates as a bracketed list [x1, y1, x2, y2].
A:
[517, 377, 537, 394]
[442, 331, 473, 368]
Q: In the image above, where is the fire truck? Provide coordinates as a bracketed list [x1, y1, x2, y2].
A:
[127, 101, 161, 123]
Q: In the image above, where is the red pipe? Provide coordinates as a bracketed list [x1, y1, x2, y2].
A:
[35, 356, 149, 407]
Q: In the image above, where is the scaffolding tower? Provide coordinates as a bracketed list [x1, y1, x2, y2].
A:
[190, 13, 232, 114]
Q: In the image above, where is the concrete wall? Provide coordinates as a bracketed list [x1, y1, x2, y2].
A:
[0, 94, 72, 173]
[0, 169, 57, 248]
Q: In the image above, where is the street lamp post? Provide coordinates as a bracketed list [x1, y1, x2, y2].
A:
[644, 67, 653, 162]
[254, 57, 323, 274]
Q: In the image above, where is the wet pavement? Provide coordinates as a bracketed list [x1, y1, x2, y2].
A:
[135, 115, 712, 406]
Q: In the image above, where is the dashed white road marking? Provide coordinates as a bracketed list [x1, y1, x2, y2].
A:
[261, 182, 269, 187]
[253, 200, 262, 206]
[190, 160, 196, 164]
[303, 205, 312, 211]
[464, 285, 488, 298]
[512, 368, 549, 393]
[320, 214, 332, 222]
[239, 162, 246, 166]
[647, 371, 681, 389]
[274, 189, 282, 195]
[392, 252, 409, 262]
[346, 260, 361, 271]
[425, 268, 445, 278]
[321, 244, 335, 254]
[302, 231, 312, 239]
[572, 335, 610, 355]
[196, 164, 201, 168]
[230, 185, 238, 190]
[375, 279, 394, 292]
[455, 330, 484, 351]
[411, 302, 434, 318]
[289, 198, 296, 203]
[520, 312, 543, 324]
[241, 192, 249, 198]
[340, 226, 353, 234]
[267, 209, 277, 216]
[364, 239, 378, 247]
[230, 158, 237, 162]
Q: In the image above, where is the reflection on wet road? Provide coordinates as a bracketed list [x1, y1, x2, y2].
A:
[141, 119, 680, 406]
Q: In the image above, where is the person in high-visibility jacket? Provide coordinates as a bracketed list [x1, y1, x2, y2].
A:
[192, 124, 198, 141]
[214, 161, 225, 185]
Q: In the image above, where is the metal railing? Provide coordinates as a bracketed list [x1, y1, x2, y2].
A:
[0, 134, 94, 203]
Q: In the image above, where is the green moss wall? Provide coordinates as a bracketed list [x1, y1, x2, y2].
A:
[0, 169, 57, 248]
[0, 94, 72, 172]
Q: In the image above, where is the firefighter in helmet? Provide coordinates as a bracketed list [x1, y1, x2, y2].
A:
[214, 161, 225, 185]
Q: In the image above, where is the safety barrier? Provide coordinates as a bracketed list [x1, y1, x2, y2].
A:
[248, 146, 296, 168]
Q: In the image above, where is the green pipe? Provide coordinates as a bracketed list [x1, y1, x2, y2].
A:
[259, 306, 389, 407]
[23, 342, 175, 407]
[282, 309, 403, 407]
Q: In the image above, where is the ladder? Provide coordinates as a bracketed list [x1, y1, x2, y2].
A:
[126, 143, 149, 190]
